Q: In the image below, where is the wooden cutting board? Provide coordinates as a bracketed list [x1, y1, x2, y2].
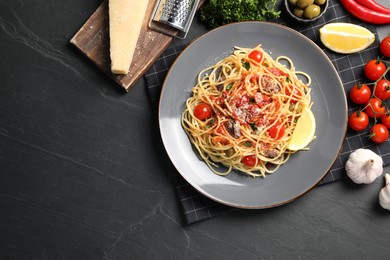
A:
[70, 0, 206, 92]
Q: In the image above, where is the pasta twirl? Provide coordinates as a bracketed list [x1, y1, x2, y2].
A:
[181, 45, 314, 177]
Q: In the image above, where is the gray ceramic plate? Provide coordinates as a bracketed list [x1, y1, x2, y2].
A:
[159, 22, 347, 208]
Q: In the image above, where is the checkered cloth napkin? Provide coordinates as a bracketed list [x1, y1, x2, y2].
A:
[145, 0, 390, 224]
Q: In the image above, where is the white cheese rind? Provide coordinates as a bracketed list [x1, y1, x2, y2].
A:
[109, 0, 148, 75]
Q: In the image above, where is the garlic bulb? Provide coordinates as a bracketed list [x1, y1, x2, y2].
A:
[345, 148, 383, 184]
[379, 174, 390, 210]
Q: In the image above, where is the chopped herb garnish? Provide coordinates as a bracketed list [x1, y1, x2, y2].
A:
[286, 77, 292, 83]
[206, 118, 215, 128]
[242, 61, 250, 70]
[226, 83, 233, 90]
[250, 98, 255, 104]
[250, 122, 257, 130]
[244, 141, 251, 147]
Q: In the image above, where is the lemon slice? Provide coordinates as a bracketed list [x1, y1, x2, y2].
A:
[288, 107, 316, 151]
[319, 23, 375, 54]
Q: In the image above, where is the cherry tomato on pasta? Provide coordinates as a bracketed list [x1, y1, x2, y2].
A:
[364, 59, 386, 81]
[248, 50, 263, 63]
[370, 124, 389, 144]
[241, 155, 258, 167]
[381, 113, 390, 128]
[268, 67, 287, 77]
[349, 83, 371, 104]
[380, 36, 390, 58]
[193, 103, 212, 120]
[374, 79, 390, 101]
[286, 85, 303, 104]
[348, 111, 369, 131]
[365, 97, 386, 118]
[268, 122, 286, 140]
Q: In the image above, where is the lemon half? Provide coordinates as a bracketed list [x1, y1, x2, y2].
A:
[288, 107, 316, 151]
[320, 23, 375, 54]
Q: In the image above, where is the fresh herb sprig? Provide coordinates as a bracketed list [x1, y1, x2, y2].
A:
[200, 0, 281, 29]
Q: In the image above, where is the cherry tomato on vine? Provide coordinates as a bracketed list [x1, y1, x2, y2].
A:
[248, 50, 263, 63]
[365, 97, 386, 118]
[381, 113, 390, 128]
[374, 79, 390, 101]
[348, 111, 369, 131]
[370, 124, 389, 144]
[268, 122, 286, 140]
[364, 59, 386, 81]
[193, 103, 213, 120]
[349, 83, 371, 104]
[242, 155, 259, 167]
[380, 36, 390, 58]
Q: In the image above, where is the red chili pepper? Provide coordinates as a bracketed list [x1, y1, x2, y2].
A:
[340, 0, 390, 24]
[355, 0, 390, 15]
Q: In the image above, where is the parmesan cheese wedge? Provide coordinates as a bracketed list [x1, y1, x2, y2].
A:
[108, 0, 148, 74]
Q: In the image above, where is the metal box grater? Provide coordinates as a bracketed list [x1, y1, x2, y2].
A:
[149, 0, 200, 39]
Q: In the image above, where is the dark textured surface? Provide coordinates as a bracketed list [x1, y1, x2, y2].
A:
[1, 0, 390, 259]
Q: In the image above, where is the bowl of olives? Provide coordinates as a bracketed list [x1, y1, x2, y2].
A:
[285, 0, 328, 23]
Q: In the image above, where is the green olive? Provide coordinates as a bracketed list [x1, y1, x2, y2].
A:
[289, 0, 298, 6]
[296, 0, 314, 9]
[303, 4, 321, 19]
[293, 8, 304, 18]
[314, 0, 326, 5]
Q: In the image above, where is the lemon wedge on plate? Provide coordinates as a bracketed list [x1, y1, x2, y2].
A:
[319, 23, 375, 54]
[288, 106, 316, 151]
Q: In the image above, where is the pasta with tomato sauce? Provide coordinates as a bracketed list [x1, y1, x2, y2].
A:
[181, 45, 313, 177]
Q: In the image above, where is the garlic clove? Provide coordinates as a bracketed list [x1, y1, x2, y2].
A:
[379, 173, 390, 210]
[345, 149, 383, 184]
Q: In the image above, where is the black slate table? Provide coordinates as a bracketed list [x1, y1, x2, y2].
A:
[1, 0, 390, 259]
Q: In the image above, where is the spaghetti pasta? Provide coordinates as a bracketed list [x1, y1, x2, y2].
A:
[181, 45, 314, 177]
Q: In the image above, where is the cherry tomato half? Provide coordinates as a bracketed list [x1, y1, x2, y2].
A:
[248, 50, 263, 64]
[364, 59, 386, 81]
[242, 155, 259, 167]
[348, 111, 369, 131]
[370, 124, 389, 144]
[285, 85, 303, 104]
[268, 122, 286, 140]
[365, 97, 386, 118]
[268, 68, 287, 77]
[374, 79, 390, 101]
[193, 103, 212, 120]
[381, 113, 390, 128]
[349, 83, 371, 104]
[380, 36, 390, 58]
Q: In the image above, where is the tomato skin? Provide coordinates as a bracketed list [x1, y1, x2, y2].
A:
[365, 97, 386, 118]
[268, 122, 286, 140]
[370, 124, 389, 144]
[248, 50, 263, 63]
[382, 113, 390, 128]
[374, 79, 390, 101]
[268, 68, 287, 77]
[286, 85, 302, 104]
[349, 83, 371, 104]
[364, 59, 386, 81]
[380, 36, 390, 58]
[193, 103, 212, 120]
[348, 111, 369, 131]
[242, 155, 258, 167]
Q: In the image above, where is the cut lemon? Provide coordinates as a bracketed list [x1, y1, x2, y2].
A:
[288, 106, 316, 151]
[319, 23, 375, 54]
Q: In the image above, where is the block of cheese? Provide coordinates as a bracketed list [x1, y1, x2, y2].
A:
[108, 0, 148, 75]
